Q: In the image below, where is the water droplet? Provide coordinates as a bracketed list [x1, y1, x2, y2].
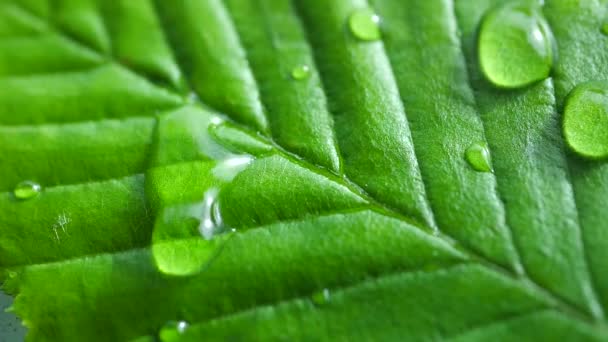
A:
[13, 181, 41, 200]
[153, 199, 236, 276]
[311, 288, 331, 305]
[478, 2, 554, 88]
[465, 142, 493, 172]
[152, 155, 252, 276]
[291, 64, 310, 80]
[159, 320, 189, 342]
[209, 115, 225, 126]
[348, 9, 381, 41]
[563, 81, 608, 159]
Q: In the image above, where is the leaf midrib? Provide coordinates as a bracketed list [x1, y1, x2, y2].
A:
[205, 111, 601, 327]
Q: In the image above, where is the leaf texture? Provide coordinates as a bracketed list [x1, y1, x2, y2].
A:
[0, 0, 607, 341]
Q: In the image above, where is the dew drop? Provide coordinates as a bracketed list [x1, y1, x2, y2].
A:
[311, 288, 331, 305]
[478, 2, 554, 88]
[291, 64, 311, 80]
[465, 142, 493, 173]
[209, 115, 225, 126]
[152, 201, 234, 276]
[152, 155, 253, 276]
[348, 9, 381, 41]
[563, 81, 608, 159]
[13, 181, 41, 200]
[159, 320, 189, 342]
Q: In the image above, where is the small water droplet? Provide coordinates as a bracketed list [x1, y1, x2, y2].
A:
[348, 9, 381, 41]
[159, 320, 189, 342]
[209, 115, 225, 126]
[311, 288, 331, 305]
[291, 64, 310, 80]
[478, 2, 554, 88]
[13, 181, 41, 200]
[563, 81, 608, 159]
[465, 142, 493, 172]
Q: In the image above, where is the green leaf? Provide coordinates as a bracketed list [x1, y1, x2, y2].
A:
[1, 0, 608, 341]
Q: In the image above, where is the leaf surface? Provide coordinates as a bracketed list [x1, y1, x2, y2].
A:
[1, 0, 607, 341]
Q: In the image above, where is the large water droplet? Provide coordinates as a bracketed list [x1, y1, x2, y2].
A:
[152, 155, 253, 276]
[311, 288, 331, 305]
[152, 201, 235, 276]
[13, 181, 41, 200]
[465, 142, 493, 172]
[478, 2, 554, 88]
[563, 81, 608, 159]
[348, 9, 381, 41]
[159, 320, 189, 342]
[291, 64, 311, 80]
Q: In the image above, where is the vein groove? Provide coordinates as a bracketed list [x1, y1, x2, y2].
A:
[13, 2, 183, 97]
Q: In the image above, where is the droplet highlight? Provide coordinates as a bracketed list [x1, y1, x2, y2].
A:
[152, 200, 236, 276]
[563, 81, 608, 159]
[212, 154, 254, 182]
[348, 9, 381, 41]
[291, 64, 311, 80]
[311, 288, 331, 305]
[478, 2, 554, 88]
[159, 320, 189, 342]
[199, 188, 234, 240]
[13, 181, 41, 200]
[465, 142, 493, 172]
